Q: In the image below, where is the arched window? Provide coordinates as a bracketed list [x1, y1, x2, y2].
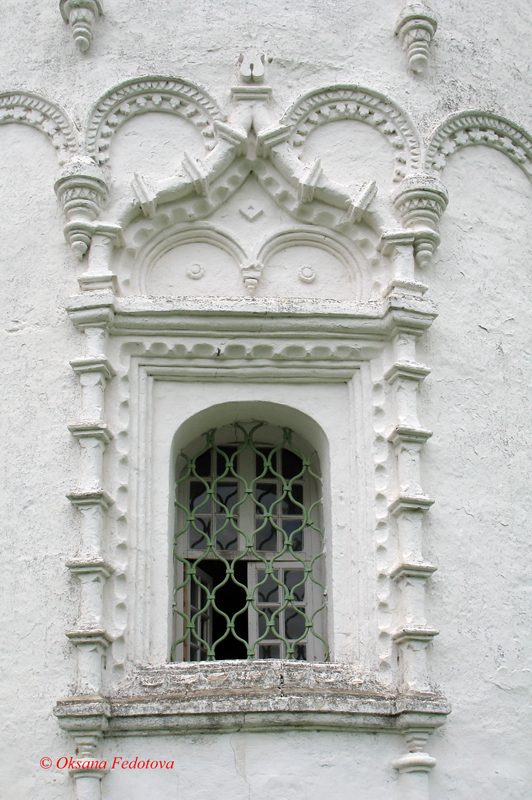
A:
[172, 422, 327, 662]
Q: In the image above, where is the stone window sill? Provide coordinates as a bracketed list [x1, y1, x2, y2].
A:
[54, 661, 450, 736]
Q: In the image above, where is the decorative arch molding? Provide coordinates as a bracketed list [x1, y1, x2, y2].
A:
[85, 77, 229, 164]
[258, 227, 359, 268]
[425, 110, 532, 181]
[0, 90, 78, 164]
[137, 223, 247, 295]
[279, 85, 422, 181]
[120, 156, 387, 248]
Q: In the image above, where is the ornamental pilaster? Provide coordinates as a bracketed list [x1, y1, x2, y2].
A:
[66, 308, 115, 697]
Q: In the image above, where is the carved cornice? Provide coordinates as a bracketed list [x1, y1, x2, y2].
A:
[425, 111, 532, 181]
[67, 490, 114, 510]
[385, 360, 431, 384]
[66, 558, 114, 579]
[388, 494, 434, 515]
[392, 627, 439, 645]
[60, 0, 103, 53]
[280, 85, 422, 179]
[0, 91, 78, 164]
[390, 562, 437, 582]
[86, 77, 227, 164]
[387, 425, 433, 446]
[66, 629, 113, 648]
[54, 698, 111, 735]
[66, 293, 437, 346]
[68, 422, 114, 445]
[70, 357, 116, 380]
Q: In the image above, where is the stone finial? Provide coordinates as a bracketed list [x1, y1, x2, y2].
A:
[60, 0, 103, 52]
[55, 157, 110, 259]
[395, 3, 437, 75]
[392, 174, 448, 268]
[238, 51, 266, 84]
[240, 260, 263, 295]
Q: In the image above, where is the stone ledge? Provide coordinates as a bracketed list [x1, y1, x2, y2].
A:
[54, 661, 450, 736]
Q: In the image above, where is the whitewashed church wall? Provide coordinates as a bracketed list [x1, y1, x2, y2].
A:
[421, 146, 532, 799]
[0, 1, 531, 799]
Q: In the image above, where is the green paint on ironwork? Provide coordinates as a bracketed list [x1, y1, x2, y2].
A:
[171, 423, 328, 662]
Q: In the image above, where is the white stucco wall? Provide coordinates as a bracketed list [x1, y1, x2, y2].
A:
[1, 2, 531, 799]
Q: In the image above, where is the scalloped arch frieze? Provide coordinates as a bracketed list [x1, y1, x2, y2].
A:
[85, 77, 228, 164]
[280, 85, 422, 181]
[425, 111, 532, 181]
[0, 91, 78, 164]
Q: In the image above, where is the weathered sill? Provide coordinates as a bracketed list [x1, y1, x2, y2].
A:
[54, 661, 451, 736]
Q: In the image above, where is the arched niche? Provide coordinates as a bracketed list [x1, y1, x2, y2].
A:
[170, 401, 329, 467]
[257, 228, 361, 301]
[107, 113, 207, 207]
[301, 119, 399, 192]
[131, 224, 247, 296]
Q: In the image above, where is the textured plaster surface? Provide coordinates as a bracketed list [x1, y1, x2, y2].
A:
[1, 2, 531, 799]
[420, 146, 532, 798]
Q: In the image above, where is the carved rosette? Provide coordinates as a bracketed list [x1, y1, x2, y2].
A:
[393, 174, 448, 268]
[60, 0, 103, 52]
[395, 3, 437, 75]
[55, 157, 110, 259]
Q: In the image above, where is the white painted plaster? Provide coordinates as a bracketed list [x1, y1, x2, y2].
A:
[1, 2, 531, 799]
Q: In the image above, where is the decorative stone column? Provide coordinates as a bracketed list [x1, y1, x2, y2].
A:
[383, 233, 441, 798]
[393, 727, 437, 800]
[60, 0, 103, 53]
[386, 331, 437, 694]
[54, 702, 110, 800]
[67, 309, 114, 699]
[393, 174, 448, 269]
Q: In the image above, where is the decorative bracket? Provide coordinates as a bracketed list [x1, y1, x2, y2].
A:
[392, 174, 448, 268]
[343, 181, 378, 224]
[182, 151, 209, 196]
[298, 157, 322, 203]
[60, 0, 103, 52]
[395, 3, 437, 75]
[240, 259, 264, 295]
[55, 157, 111, 259]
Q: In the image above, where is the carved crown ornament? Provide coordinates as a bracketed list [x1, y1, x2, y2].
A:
[1, 77, 532, 274]
[0, 76, 532, 278]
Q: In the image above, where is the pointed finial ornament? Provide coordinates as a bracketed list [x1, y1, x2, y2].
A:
[60, 0, 103, 52]
[395, 3, 437, 75]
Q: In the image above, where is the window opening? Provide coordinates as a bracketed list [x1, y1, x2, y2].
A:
[172, 422, 328, 662]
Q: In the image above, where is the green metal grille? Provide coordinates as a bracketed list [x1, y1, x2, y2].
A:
[172, 423, 328, 662]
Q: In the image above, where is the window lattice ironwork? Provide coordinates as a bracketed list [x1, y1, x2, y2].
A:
[172, 423, 328, 662]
